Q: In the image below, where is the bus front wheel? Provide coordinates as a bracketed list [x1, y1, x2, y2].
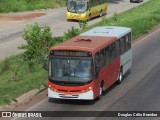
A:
[99, 10, 103, 17]
[96, 83, 103, 100]
[87, 14, 91, 21]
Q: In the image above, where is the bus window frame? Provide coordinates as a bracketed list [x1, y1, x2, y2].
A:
[120, 32, 132, 55]
[94, 39, 121, 75]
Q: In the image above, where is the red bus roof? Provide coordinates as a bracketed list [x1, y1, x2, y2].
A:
[50, 35, 117, 53]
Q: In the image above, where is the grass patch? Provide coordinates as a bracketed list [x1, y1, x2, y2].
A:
[87, 0, 160, 39]
[0, 0, 66, 13]
[0, 54, 47, 105]
[0, 0, 160, 105]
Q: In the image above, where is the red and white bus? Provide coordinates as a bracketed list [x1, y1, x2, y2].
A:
[46, 26, 132, 100]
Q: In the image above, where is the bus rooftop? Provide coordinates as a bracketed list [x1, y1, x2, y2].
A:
[81, 26, 131, 39]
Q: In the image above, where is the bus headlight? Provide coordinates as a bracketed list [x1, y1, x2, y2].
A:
[89, 87, 92, 90]
[82, 87, 92, 93]
[49, 84, 56, 92]
[81, 14, 86, 20]
[49, 85, 51, 88]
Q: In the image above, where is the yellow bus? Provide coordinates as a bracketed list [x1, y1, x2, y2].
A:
[66, 0, 108, 21]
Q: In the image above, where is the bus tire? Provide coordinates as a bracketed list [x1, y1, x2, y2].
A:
[99, 10, 103, 17]
[87, 14, 91, 21]
[117, 68, 123, 84]
[48, 98, 54, 102]
[96, 82, 103, 100]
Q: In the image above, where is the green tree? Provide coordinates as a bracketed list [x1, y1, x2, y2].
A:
[19, 23, 53, 62]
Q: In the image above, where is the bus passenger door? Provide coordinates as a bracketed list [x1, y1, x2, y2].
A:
[110, 43, 120, 83]
[94, 52, 104, 98]
[106, 43, 118, 87]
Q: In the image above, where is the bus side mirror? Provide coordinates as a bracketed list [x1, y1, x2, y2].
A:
[43, 55, 49, 71]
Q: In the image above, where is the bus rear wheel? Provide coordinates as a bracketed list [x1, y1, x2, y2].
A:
[117, 69, 123, 84]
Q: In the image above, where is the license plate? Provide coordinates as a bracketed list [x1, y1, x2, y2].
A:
[64, 94, 72, 97]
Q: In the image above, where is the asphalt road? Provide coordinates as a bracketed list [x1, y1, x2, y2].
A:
[10, 23, 160, 120]
[0, 0, 149, 60]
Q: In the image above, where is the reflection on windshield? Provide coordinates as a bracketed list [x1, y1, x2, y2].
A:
[50, 58, 93, 83]
[67, 0, 87, 13]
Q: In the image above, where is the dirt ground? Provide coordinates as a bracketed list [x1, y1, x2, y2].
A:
[0, 13, 46, 21]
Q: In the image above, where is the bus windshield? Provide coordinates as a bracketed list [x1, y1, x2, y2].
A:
[67, 0, 87, 13]
[49, 57, 93, 85]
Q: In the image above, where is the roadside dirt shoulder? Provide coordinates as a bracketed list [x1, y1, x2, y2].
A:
[0, 13, 46, 21]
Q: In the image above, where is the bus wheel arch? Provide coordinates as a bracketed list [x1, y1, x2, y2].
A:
[97, 81, 104, 100]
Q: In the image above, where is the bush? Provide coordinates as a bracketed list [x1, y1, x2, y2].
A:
[19, 23, 81, 65]
[78, 20, 88, 30]
[19, 23, 53, 62]
[63, 26, 80, 40]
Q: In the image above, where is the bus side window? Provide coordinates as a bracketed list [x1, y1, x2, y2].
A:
[105, 47, 110, 65]
[115, 40, 120, 58]
[103, 0, 106, 4]
[126, 33, 131, 50]
[95, 52, 99, 64]
[111, 43, 116, 62]
[129, 33, 132, 48]
[100, 49, 105, 69]
[88, 1, 91, 9]
[99, 0, 101, 4]
[108, 45, 112, 63]
[120, 33, 132, 54]
[120, 37, 126, 54]
[108, 43, 116, 63]
[94, 52, 100, 73]
[90, 0, 94, 7]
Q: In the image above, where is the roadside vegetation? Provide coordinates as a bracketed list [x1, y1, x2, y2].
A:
[0, 24, 79, 105]
[0, 0, 160, 105]
[0, 0, 66, 13]
[92, 0, 160, 40]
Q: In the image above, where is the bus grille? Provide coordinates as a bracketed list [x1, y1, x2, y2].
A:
[58, 94, 79, 98]
[57, 89, 81, 93]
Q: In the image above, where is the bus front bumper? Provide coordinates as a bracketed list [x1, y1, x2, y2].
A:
[48, 88, 94, 100]
[66, 12, 87, 21]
